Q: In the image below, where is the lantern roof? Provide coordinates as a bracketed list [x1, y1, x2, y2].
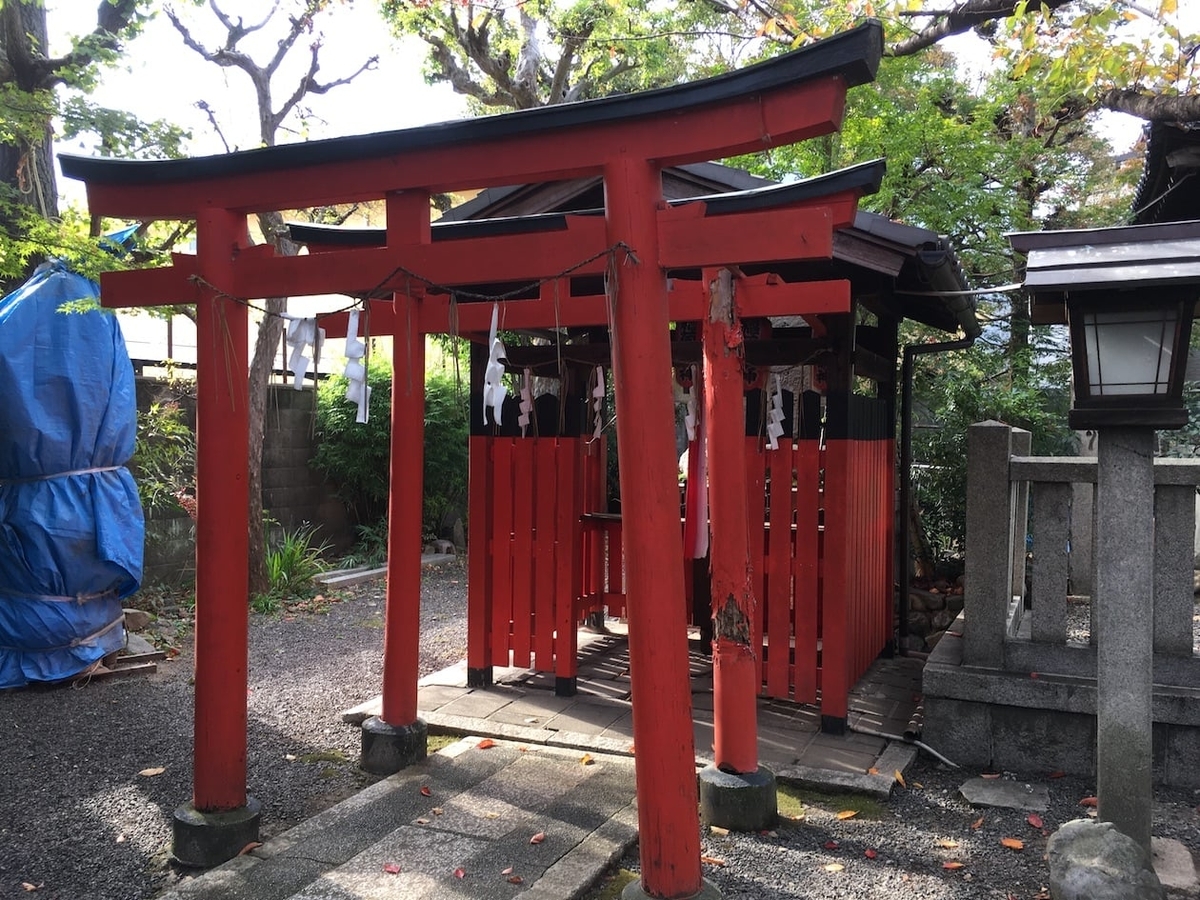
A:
[1010, 220, 1200, 325]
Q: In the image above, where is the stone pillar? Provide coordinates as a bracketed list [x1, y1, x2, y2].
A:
[1070, 429, 1097, 596]
[1095, 427, 1154, 854]
[964, 421, 1014, 669]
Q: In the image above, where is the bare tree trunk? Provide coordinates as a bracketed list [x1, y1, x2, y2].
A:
[247, 210, 296, 597]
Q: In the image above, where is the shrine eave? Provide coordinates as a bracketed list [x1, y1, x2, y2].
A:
[287, 160, 886, 249]
[58, 21, 881, 215]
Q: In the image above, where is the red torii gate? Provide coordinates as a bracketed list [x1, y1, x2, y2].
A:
[61, 22, 882, 899]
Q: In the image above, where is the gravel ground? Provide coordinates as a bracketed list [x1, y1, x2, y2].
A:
[5, 562, 1200, 900]
[599, 763, 1200, 900]
[0, 562, 468, 900]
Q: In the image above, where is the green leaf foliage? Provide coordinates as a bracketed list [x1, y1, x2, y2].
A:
[312, 358, 469, 539]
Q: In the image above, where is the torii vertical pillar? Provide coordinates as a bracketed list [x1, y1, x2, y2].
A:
[362, 190, 431, 774]
[605, 158, 717, 900]
[171, 208, 261, 867]
[697, 268, 776, 832]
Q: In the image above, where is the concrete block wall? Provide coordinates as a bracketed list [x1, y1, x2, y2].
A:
[136, 379, 354, 585]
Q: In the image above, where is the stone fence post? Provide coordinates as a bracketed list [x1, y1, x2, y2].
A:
[964, 421, 1016, 669]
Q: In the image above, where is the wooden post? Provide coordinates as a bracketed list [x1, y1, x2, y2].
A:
[381, 291, 425, 727]
[192, 207, 250, 813]
[604, 156, 703, 899]
[703, 268, 759, 775]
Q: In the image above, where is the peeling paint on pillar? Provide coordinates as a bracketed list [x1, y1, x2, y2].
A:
[715, 594, 751, 643]
[704, 267, 761, 777]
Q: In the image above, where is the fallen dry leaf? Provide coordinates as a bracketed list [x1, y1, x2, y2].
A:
[823, 840, 840, 850]
[284, 754, 297, 761]
[138, 767, 166, 777]
[20, 883, 40, 892]
[936, 839, 959, 849]
[432, 807, 444, 816]
[1048, 771, 1065, 779]
[115, 834, 126, 844]
[894, 770, 906, 788]
[580, 753, 593, 766]
[415, 817, 431, 825]
[1027, 814, 1044, 829]
[822, 863, 844, 873]
[700, 855, 726, 867]
[867, 767, 879, 775]
[383, 863, 401, 875]
[1079, 796, 1098, 808]
[980, 773, 1001, 780]
[912, 781, 924, 790]
[942, 861, 965, 870]
[501, 867, 514, 875]
[864, 849, 878, 859]
[237, 842, 262, 856]
[454, 867, 466, 879]
[1000, 837, 1024, 851]
[628, 744, 635, 755]
[836, 810, 858, 820]
[484, 812, 501, 820]
[476, 739, 496, 750]
[530, 832, 546, 845]
[420, 786, 432, 797]
[507, 875, 524, 884]
[710, 826, 730, 836]
[971, 816, 985, 830]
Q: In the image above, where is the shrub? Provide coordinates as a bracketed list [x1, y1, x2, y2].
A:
[312, 358, 469, 541]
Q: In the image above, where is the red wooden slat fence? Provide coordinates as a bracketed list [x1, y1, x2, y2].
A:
[467, 393, 893, 720]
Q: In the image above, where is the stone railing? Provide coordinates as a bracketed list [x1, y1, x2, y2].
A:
[963, 419, 1200, 685]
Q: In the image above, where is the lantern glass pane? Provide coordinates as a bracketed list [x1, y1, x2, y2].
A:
[1083, 308, 1177, 396]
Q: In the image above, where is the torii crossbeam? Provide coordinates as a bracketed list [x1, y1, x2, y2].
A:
[61, 22, 882, 899]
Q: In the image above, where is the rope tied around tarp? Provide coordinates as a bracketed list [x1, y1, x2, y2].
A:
[0, 465, 123, 486]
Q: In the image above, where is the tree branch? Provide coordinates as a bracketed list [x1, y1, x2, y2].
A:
[887, 0, 1075, 57]
[1098, 88, 1200, 123]
[35, 0, 144, 88]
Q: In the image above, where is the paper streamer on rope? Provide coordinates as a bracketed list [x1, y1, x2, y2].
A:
[592, 366, 605, 440]
[683, 365, 698, 442]
[343, 308, 371, 424]
[766, 374, 785, 449]
[281, 314, 324, 390]
[482, 303, 507, 426]
[518, 367, 533, 436]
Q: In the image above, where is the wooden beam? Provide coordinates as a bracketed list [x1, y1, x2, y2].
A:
[658, 203, 835, 268]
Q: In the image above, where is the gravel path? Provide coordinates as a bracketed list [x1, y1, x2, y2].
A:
[5, 563, 1200, 900]
[601, 763, 1200, 900]
[0, 563, 468, 900]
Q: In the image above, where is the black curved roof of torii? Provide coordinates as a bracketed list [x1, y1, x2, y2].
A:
[286, 160, 888, 247]
[58, 22, 882, 187]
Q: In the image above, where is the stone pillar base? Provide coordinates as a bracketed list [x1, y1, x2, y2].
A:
[555, 676, 577, 697]
[622, 877, 723, 900]
[360, 716, 427, 776]
[172, 796, 261, 868]
[698, 764, 777, 832]
[467, 666, 492, 688]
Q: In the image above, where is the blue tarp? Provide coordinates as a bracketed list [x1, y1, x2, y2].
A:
[0, 261, 144, 688]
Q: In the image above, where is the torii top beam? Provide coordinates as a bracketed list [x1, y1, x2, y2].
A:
[59, 22, 882, 220]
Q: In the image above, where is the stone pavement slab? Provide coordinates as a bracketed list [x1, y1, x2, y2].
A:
[156, 738, 638, 900]
[959, 776, 1051, 811]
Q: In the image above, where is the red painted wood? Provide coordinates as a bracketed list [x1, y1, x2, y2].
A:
[793, 440, 820, 705]
[555, 439, 581, 680]
[605, 520, 623, 616]
[381, 294, 425, 726]
[490, 438, 515, 667]
[607, 156, 702, 898]
[78, 78, 846, 219]
[98, 253, 200, 308]
[659, 205, 833, 268]
[533, 439, 557, 671]
[766, 442, 792, 699]
[191, 209, 250, 813]
[510, 441, 535, 668]
[821, 437, 850, 721]
[234, 217, 610, 299]
[703, 269, 759, 776]
[745, 437, 766, 692]
[467, 436, 492, 671]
